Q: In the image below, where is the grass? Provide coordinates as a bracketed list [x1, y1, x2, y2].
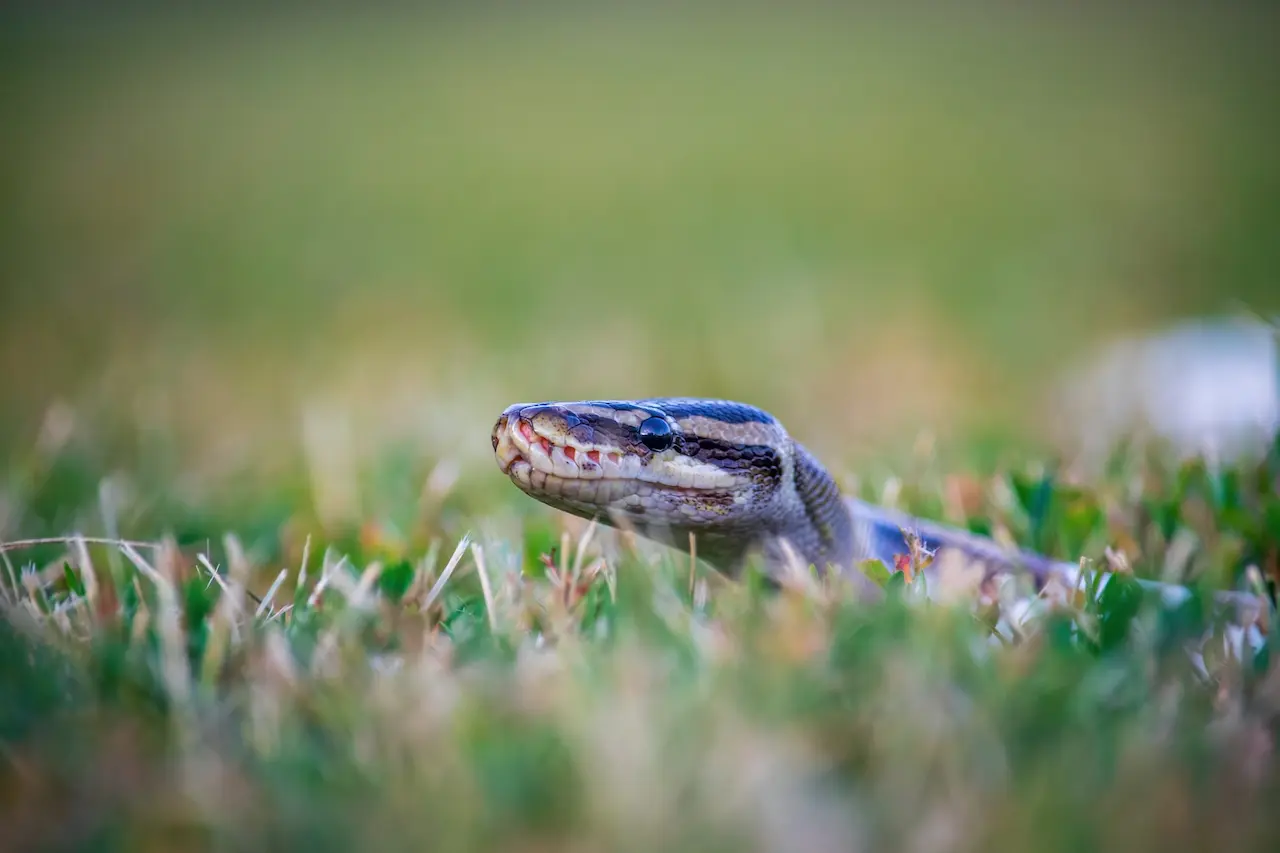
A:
[1, 426, 1278, 853]
[3, 3, 1280, 851]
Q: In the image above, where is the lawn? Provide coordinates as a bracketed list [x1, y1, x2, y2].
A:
[1, 3, 1279, 851]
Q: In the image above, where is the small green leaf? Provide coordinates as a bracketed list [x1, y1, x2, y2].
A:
[377, 559, 415, 603]
[62, 562, 86, 597]
[858, 559, 892, 589]
[1264, 499, 1280, 543]
[1096, 574, 1145, 653]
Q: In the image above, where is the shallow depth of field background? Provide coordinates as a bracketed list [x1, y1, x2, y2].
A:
[2, 0, 1278, 538]
[4, 5, 1280, 853]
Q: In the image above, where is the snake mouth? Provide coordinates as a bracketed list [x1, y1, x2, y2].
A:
[496, 416, 628, 480]
[492, 410, 739, 494]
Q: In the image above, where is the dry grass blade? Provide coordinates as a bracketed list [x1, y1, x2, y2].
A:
[351, 561, 385, 610]
[472, 543, 498, 634]
[197, 553, 233, 599]
[306, 549, 338, 609]
[0, 547, 17, 607]
[297, 535, 312, 593]
[688, 531, 698, 599]
[573, 518, 599, 579]
[255, 569, 291, 618]
[120, 541, 191, 709]
[423, 533, 471, 611]
[0, 535, 163, 554]
[71, 535, 99, 612]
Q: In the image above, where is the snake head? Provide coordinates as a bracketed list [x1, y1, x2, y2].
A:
[491, 399, 791, 552]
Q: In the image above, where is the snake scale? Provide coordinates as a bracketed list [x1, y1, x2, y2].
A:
[492, 397, 1263, 613]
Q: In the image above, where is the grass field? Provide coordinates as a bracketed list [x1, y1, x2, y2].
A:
[2, 3, 1279, 851]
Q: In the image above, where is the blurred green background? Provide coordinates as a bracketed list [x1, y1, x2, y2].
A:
[2, 1, 1278, 533]
[3, 9, 1279, 850]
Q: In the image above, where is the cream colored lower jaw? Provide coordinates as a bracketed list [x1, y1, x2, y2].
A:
[509, 459, 626, 504]
[506, 456, 726, 505]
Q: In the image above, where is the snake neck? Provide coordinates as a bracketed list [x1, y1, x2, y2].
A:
[772, 444, 1038, 597]
[694, 439, 864, 586]
[765, 440, 858, 570]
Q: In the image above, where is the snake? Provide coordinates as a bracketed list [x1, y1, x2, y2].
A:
[491, 397, 1264, 612]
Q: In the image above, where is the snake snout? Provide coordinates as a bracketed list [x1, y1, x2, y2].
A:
[491, 406, 531, 475]
[491, 413, 508, 452]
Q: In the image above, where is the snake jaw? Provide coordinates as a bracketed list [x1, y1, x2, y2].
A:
[496, 413, 632, 484]
[493, 404, 742, 493]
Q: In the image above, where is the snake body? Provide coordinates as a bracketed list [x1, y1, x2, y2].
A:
[491, 397, 1261, 610]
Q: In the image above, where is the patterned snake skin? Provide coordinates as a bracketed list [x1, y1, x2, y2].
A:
[492, 398, 1262, 611]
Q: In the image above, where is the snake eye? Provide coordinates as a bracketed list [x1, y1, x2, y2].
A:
[638, 417, 673, 452]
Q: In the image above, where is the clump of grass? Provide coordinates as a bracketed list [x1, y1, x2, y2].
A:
[1, 433, 1279, 853]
